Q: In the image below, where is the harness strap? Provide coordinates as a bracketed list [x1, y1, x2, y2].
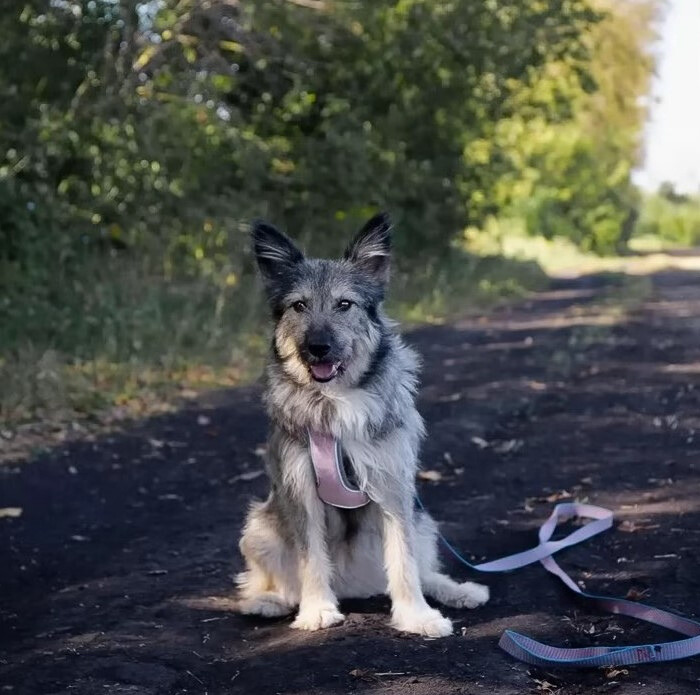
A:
[308, 430, 370, 509]
[416, 499, 700, 667]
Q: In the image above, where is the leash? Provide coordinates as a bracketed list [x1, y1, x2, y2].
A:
[307, 432, 700, 665]
[415, 497, 700, 667]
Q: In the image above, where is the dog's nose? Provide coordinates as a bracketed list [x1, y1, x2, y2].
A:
[308, 342, 331, 358]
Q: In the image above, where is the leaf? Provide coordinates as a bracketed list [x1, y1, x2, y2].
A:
[471, 436, 489, 449]
[491, 439, 523, 454]
[133, 44, 158, 71]
[228, 470, 264, 484]
[624, 586, 650, 601]
[606, 668, 629, 679]
[619, 520, 659, 533]
[0, 507, 22, 519]
[418, 470, 443, 482]
[219, 40, 244, 54]
[545, 490, 572, 503]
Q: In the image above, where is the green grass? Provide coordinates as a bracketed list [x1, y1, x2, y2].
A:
[0, 244, 547, 431]
[6, 213, 685, 435]
[461, 216, 616, 276]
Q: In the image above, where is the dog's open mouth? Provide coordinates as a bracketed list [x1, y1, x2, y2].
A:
[309, 361, 341, 383]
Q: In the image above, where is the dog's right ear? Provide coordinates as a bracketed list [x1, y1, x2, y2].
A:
[251, 221, 304, 291]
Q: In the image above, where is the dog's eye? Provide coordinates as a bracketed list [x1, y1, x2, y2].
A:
[337, 300, 353, 312]
[291, 300, 307, 313]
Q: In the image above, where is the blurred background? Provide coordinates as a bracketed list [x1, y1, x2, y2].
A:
[1, 0, 698, 433]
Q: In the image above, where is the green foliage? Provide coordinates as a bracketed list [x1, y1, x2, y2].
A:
[636, 187, 700, 246]
[0, 0, 657, 423]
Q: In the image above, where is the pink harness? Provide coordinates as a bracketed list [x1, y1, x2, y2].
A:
[307, 430, 369, 509]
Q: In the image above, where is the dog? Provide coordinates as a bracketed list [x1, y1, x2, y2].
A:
[235, 213, 489, 637]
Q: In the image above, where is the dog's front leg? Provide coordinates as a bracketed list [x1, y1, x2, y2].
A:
[289, 484, 344, 631]
[382, 502, 453, 637]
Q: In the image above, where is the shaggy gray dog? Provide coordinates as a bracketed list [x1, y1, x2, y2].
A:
[235, 213, 489, 636]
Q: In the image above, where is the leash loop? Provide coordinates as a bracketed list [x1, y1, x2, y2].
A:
[417, 497, 700, 667]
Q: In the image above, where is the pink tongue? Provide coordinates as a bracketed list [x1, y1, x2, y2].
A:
[311, 363, 336, 380]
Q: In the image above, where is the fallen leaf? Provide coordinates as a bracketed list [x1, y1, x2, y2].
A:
[491, 439, 523, 454]
[532, 678, 558, 693]
[437, 392, 462, 403]
[349, 668, 377, 682]
[71, 535, 90, 542]
[527, 379, 546, 391]
[196, 415, 211, 426]
[471, 436, 489, 449]
[418, 470, 442, 482]
[229, 470, 265, 484]
[0, 507, 23, 519]
[625, 587, 650, 601]
[606, 668, 629, 679]
[545, 490, 572, 503]
[619, 520, 660, 533]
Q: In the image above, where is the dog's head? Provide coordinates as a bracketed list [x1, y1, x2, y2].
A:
[252, 213, 391, 387]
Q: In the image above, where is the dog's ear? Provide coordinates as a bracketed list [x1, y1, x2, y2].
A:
[344, 212, 391, 285]
[251, 220, 304, 290]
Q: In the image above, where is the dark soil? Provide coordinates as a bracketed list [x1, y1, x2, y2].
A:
[2, 266, 700, 695]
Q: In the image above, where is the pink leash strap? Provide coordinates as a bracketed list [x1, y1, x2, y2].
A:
[306, 432, 700, 667]
[421, 500, 700, 667]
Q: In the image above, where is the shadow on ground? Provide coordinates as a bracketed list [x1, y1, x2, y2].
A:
[2, 268, 700, 694]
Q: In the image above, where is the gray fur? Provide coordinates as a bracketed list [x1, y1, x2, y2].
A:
[236, 213, 489, 635]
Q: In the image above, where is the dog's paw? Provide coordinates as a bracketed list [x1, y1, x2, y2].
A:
[391, 605, 453, 638]
[449, 581, 490, 609]
[238, 593, 294, 617]
[291, 604, 345, 631]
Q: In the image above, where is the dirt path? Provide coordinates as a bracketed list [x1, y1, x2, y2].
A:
[2, 263, 700, 695]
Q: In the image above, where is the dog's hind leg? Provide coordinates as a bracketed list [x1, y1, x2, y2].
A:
[415, 511, 490, 609]
[421, 572, 490, 608]
[236, 501, 298, 617]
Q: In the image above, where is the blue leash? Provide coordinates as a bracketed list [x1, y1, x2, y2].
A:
[416, 496, 700, 667]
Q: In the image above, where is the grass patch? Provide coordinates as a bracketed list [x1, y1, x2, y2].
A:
[0, 244, 547, 434]
[627, 234, 687, 254]
[462, 216, 615, 276]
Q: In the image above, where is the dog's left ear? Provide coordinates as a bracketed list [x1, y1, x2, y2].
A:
[344, 212, 392, 285]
